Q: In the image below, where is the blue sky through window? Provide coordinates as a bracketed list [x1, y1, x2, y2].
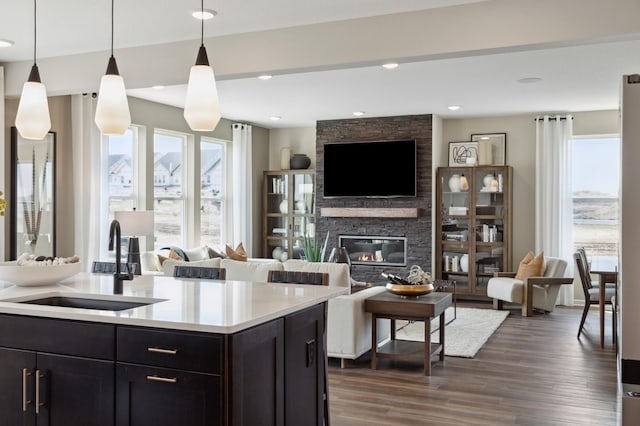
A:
[571, 137, 619, 196]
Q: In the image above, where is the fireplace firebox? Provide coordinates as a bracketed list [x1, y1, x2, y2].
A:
[338, 235, 407, 267]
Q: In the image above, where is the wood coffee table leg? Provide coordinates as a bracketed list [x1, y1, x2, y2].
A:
[424, 316, 431, 376]
[371, 314, 377, 370]
[439, 312, 445, 361]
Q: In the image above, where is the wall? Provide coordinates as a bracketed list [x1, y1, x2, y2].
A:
[315, 115, 433, 284]
[269, 127, 317, 171]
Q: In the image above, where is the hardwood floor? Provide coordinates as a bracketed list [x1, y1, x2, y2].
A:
[327, 301, 620, 426]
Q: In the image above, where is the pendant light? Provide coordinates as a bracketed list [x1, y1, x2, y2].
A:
[15, 0, 51, 140]
[184, 0, 221, 131]
[95, 0, 131, 135]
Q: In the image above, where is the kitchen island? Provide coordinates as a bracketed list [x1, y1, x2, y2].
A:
[0, 273, 347, 426]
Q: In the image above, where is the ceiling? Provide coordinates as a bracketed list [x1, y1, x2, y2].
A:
[2, 0, 640, 129]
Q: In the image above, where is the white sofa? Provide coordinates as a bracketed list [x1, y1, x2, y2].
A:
[140, 249, 390, 367]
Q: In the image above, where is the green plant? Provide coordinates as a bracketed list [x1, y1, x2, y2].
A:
[303, 231, 330, 262]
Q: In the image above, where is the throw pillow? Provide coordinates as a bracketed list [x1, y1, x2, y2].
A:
[225, 243, 248, 262]
[207, 245, 226, 259]
[515, 251, 544, 280]
[158, 248, 184, 266]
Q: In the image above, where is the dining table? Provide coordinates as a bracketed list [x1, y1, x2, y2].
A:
[590, 256, 618, 348]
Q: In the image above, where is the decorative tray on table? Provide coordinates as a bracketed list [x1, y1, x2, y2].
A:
[383, 265, 434, 298]
[385, 283, 434, 298]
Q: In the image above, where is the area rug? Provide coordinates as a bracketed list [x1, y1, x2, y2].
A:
[394, 307, 509, 358]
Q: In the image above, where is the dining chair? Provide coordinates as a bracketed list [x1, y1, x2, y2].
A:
[576, 247, 616, 291]
[267, 269, 330, 425]
[91, 261, 140, 275]
[173, 265, 226, 280]
[574, 252, 616, 340]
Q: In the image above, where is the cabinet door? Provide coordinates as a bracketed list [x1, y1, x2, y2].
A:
[115, 363, 221, 426]
[284, 304, 324, 426]
[265, 172, 290, 260]
[229, 319, 284, 426]
[0, 347, 36, 426]
[36, 353, 114, 426]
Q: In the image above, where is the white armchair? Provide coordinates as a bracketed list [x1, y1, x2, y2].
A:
[486, 256, 573, 316]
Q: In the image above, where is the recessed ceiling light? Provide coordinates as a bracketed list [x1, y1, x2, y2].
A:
[0, 39, 14, 48]
[152, 85, 165, 90]
[270, 116, 281, 121]
[258, 75, 273, 80]
[192, 9, 217, 20]
[447, 105, 461, 111]
[382, 63, 399, 70]
[517, 77, 542, 84]
[353, 111, 365, 116]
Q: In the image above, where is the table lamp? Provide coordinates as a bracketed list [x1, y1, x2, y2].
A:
[114, 210, 154, 274]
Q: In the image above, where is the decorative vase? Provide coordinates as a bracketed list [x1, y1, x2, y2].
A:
[290, 154, 311, 170]
[460, 174, 469, 191]
[279, 199, 288, 214]
[448, 174, 461, 192]
[272, 246, 283, 260]
[460, 254, 469, 272]
[483, 173, 494, 188]
[280, 147, 291, 170]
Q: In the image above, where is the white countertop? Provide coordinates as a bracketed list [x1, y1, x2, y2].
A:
[0, 273, 347, 334]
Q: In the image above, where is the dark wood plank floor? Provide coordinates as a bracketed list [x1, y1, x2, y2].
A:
[327, 301, 620, 426]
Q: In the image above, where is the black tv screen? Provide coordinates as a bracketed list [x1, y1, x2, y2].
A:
[323, 140, 417, 198]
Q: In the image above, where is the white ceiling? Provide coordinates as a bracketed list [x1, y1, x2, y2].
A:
[2, 0, 640, 129]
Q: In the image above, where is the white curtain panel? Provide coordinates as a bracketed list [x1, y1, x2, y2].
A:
[71, 94, 104, 271]
[535, 114, 574, 305]
[232, 123, 253, 255]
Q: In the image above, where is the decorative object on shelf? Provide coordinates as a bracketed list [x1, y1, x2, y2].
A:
[279, 199, 288, 214]
[15, 0, 51, 140]
[294, 200, 306, 213]
[184, 0, 221, 131]
[95, 0, 131, 135]
[448, 141, 478, 166]
[302, 231, 329, 262]
[280, 147, 291, 170]
[328, 246, 351, 272]
[471, 133, 506, 166]
[272, 246, 283, 260]
[460, 174, 469, 191]
[460, 254, 469, 272]
[483, 173, 495, 189]
[290, 154, 311, 169]
[448, 174, 461, 192]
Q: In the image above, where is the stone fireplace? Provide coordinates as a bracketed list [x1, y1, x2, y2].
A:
[315, 114, 433, 285]
[338, 235, 407, 267]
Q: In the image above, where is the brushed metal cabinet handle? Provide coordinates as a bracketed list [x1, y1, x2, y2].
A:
[147, 347, 178, 355]
[146, 375, 178, 384]
[35, 370, 45, 414]
[22, 368, 32, 412]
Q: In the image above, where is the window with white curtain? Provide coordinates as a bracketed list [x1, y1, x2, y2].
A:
[571, 136, 620, 257]
[154, 130, 186, 248]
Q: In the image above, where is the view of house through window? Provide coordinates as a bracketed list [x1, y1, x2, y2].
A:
[571, 136, 620, 257]
[154, 131, 186, 248]
[200, 138, 226, 247]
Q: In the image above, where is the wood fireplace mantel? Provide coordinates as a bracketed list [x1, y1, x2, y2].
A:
[320, 208, 419, 218]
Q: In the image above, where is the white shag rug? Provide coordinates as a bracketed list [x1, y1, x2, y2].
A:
[394, 307, 509, 358]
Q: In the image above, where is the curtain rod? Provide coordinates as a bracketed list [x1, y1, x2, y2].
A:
[534, 116, 573, 121]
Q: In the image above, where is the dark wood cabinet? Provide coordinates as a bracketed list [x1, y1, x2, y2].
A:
[0, 315, 115, 426]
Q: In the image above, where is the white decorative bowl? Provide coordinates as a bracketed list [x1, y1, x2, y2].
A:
[0, 261, 82, 287]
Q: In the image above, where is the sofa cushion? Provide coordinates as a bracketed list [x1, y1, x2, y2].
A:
[161, 257, 222, 276]
[283, 260, 350, 290]
[221, 258, 282, 282]
[182, 245, 210, 262]
[515, 251, 544, 280]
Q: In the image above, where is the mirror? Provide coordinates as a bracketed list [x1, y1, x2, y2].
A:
[471, 133, 506, 166]
[10, 127, 56, 259]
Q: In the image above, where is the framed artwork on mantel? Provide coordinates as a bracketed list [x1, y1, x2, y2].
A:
[10, 127, 57, 260]
[471, 133, 506, 166]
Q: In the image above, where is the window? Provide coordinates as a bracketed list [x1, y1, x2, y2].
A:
[571, 136, 620, 257]
[154, 131, 186, 248]
[200, 138, 227, 247]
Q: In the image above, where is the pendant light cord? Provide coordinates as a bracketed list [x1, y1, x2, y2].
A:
[33, 0, 37, 65]
[111, 0, 114, 56]
[200, 0, 204, 45]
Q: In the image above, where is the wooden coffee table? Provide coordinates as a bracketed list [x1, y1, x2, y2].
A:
[365, 291, 452, 376]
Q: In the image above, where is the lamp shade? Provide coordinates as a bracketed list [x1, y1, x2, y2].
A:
[184, 64, 221, 131]
[95, 71, 131, 135]
[15, 79, 51, 140]
[114, 211, 154, 236]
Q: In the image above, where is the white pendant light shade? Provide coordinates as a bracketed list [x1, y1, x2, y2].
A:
[16, 70, 51, 140]
[95, 58, 131, 135]
[184, 61, 221, 131]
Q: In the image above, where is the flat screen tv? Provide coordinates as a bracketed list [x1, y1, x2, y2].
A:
[323, 139, 417, 198]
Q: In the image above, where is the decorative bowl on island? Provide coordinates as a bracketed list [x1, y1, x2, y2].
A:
[0, 256, 82, 287]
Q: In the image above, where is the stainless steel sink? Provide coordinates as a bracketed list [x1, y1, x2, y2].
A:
[20, 296, 151, 311]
